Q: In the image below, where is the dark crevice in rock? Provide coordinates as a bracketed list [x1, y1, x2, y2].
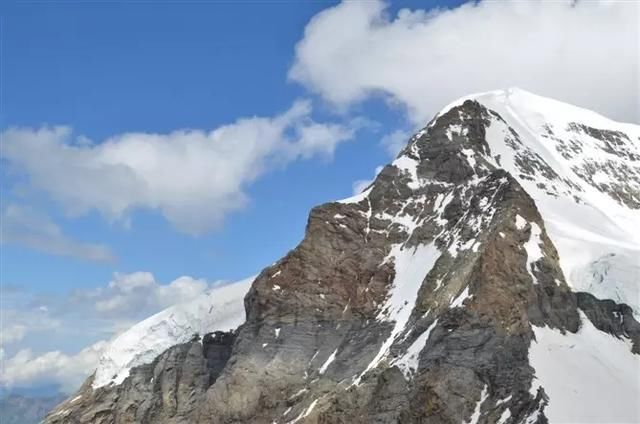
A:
[203, 331, 237, 386]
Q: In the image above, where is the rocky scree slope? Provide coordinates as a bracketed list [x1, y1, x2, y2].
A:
[44, 89, 640, 424]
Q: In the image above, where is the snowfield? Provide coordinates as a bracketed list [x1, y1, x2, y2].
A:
[530, 312, 639, 423]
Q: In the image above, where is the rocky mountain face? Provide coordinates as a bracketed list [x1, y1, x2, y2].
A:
[44, 89, 640, 424]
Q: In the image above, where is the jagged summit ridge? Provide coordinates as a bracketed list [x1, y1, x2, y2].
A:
[44, 90, 640, 424]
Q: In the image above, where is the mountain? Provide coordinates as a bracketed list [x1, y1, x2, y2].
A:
[0, 393, 66, 424]
[43, 88, 640, 424]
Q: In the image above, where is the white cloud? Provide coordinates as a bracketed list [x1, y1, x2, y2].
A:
[156, 276, 209, 307]
[106, 271, 156, 293]
[290, 0, 639, 125]
[0, 341, 108, 393]
[0, 324, 27, 345]
[91, 272, 209, 316]
[1, 100, 358, 235]
[0, 204, 115, 262]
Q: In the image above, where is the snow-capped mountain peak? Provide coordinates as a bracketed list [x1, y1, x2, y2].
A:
[45, 90, 639, 424]
[471, 89, 639, 311]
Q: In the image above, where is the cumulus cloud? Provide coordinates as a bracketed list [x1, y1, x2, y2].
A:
[89, 272, 209, 317]
[1, 100, 358, 235]
[1, 288, 62, 348]
[0, 341, 108, 393]
[290, 0, 639, 125]
[0, 204, 115, 262]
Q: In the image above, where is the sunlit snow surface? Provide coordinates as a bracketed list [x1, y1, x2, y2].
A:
[92, 277, 253, 388]
[529, 312, 640, 423]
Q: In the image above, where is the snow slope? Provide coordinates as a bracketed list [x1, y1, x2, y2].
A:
[473, 88, 640, 312]
[92, 277, 253, 388]
[529, 311, 639, 423]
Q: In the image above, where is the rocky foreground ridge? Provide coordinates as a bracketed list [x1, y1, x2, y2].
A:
[44, 89, 640, 424]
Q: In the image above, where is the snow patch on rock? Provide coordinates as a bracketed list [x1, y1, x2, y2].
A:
[393, 319, 438, 378]
[522, 222, 544, 285]
[450, 286, 472, 308]
[354, 243, 441, 384]
[318, 349, 337, 375]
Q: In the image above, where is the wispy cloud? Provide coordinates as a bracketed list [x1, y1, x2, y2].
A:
[380, 130, 411, 158]
[0, 204, 115, 262]
[76, 272, 212, 319]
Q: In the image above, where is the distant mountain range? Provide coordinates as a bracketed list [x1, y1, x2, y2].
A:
[1, 393, 66, 424]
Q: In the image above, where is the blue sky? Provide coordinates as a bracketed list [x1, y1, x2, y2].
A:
[3, 1, 473, 291]
[2, 1, 369, 290]
[1, 0, 635, 394]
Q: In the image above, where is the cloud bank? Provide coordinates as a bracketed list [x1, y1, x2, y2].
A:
[1, 100, 358, 236]
[290, 0, 639, 125]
